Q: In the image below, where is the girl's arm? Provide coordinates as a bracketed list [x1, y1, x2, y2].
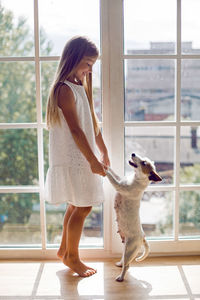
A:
[58, 84, 106, 176]
[95, 131, 110, 167]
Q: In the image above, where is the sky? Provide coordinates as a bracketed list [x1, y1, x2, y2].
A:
[2, 0, 200, 55]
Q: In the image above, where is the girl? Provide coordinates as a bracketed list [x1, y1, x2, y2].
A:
[45, 36, 110, 277]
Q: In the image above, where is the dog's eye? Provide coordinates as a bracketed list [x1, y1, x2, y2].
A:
[141, 161, 146, 166]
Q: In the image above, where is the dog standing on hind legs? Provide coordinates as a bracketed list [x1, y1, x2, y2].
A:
[106, 153, 162, 282]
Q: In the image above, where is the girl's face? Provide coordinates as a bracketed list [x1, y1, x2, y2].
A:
[73, 56, 97, 82]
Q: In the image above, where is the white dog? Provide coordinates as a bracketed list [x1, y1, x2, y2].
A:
[106, 153, 162, 282]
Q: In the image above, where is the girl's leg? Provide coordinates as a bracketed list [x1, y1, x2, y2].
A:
[63, 206, 96, 277]
[57, 204, 75, 259]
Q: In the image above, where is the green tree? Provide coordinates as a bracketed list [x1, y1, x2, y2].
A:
[179, 165, 200, 231]
[158, 165, 200, 235]
[0, 3, 56, 224]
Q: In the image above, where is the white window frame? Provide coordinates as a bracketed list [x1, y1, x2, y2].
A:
[0, 0, 200, 259]
[106, 0, 200, 255]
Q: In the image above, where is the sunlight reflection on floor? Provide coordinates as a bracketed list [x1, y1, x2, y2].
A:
[77, 263, 104, 296]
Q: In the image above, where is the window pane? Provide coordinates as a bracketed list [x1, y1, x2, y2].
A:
[179, 191, 200, 238]
[180, 127, 200, 185]
[141, 191, 173, 239]
[81, 205, 103, 248]
[45, 203, 66, 246]
[43, 128, 49, 180]
[41, 61, 58, 122]
[46, 203, 103, 248]
[124, 0, 176, 54]
[125, 127, 174, 184]
[181, 60, 200, 121]
[0, 1, 34, 57]
[0, 129, 38, 186]
[125, 60, 175, 121]
[0, 62, 36, 123]
[41, 60, 102, 122]
[0, 193, 41, 246]
[39, 0, 100, 56]
[93, 60, 102, 121]
[182, 0, 200, 54]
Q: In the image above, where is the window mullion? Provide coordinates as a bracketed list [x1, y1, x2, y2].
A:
[101, 0, 112, 252]
[34, 0, 47, 250]
[108, 0, 124, 253]
[109, 0, 124, 176]
[174, 0, 182, 241]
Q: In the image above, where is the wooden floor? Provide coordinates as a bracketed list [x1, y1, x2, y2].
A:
[0, 256, 200, 299]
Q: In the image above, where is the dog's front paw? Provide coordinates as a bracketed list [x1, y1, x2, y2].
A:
[105, 167, 111, 175]
[116, 275, 124, 282]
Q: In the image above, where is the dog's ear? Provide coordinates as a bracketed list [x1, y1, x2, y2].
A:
[149, 171, 162, 182]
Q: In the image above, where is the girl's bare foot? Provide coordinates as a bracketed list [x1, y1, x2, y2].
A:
[63, 254, 97, 277]
[57, 248, 66, 260]
[57, 250, 95, 273]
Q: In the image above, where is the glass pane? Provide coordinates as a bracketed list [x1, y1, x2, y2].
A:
[125, 127, 174, 184]
[41, 61, 58, 121]
[46, 204, 103, 248]
[181, 60, 200, 121]
[45, 203, 66, 246]
[180, 127, 200, 185]
[124, 0, 176, 54]
[141, 191, 173, 239]
[0, 129, 38, 186]
[41, 60, 102, 122]
[43, 128, 49, 179]
[0, 193, 41, 246]
[0, 62, 36, 123]
[179, 191, 200, 238]
[0, 0, 34, 56]
[93, 60, 102, 121]
[125, 60, 175, 121]
[39, 0, 100, 56]
[81, 205, 103, 248]
[182, 0, 200, 54]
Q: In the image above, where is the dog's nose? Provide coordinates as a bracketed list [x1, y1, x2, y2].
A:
[132, 153, 136, 157]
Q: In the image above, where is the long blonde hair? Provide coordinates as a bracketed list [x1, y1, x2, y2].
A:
[46, 36, 100, 136]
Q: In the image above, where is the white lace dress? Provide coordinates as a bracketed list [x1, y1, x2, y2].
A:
[44, 80, 105, 206]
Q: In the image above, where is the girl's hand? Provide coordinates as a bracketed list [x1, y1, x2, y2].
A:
[100, 152, 110, 169]
[90, 158, 106, 176]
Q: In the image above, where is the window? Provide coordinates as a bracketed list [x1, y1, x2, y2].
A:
[0, 0, 200, 257]
[0, 0, 103, 252]
[107, 0, 200, 254]
[122, 0, 200, 251]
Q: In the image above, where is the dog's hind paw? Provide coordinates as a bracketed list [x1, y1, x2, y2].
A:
[116, 275, 124, 282]
[115, 261, 123, 267]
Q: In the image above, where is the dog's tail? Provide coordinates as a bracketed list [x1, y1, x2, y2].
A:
[135, 238, 150, 262]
